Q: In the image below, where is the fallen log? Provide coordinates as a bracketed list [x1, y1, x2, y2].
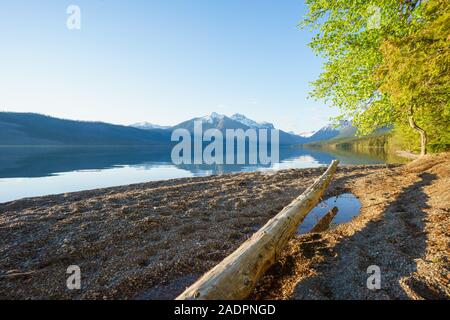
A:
[310, 206, 338, 233]
[177, 160, 339, 300]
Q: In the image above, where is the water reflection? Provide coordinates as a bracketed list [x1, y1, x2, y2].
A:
[298, 193, 362, 234]
[0, 146, 404, 203]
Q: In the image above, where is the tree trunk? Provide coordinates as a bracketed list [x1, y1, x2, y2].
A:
[177, 160, 339, 300]
[408, 107, 427, 156]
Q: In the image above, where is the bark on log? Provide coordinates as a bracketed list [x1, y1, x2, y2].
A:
[177, 160, 339, 300]
[310, 207, 338, 233]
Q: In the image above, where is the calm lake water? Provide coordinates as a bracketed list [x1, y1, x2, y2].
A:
[0, 146, 406, 203]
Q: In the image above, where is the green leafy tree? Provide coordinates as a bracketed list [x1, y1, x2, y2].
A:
[302, 0, 448, 155]
[377, 0, 450, 154]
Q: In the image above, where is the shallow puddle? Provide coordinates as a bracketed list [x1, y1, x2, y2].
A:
[297, 193, 362, 234]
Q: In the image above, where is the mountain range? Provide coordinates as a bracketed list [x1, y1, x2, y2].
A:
[0, 112, 356, 146]
[133, 113, 355, 144]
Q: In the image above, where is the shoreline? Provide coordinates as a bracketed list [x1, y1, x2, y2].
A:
[1, 154, 448, 300]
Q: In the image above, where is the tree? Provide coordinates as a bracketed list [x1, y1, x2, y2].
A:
[377, 0, 450, 155]
[301, 0, 449, 155]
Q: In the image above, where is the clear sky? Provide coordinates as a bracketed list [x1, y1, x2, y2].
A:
[0, 0, 337, 133]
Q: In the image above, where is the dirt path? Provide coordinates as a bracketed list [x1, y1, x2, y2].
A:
[0, 154, 448, 300]
[252, 153, 450, 300]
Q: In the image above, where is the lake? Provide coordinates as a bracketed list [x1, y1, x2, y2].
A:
[0, 146, 406, 203]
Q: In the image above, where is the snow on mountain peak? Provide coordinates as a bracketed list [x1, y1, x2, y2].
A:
[230, 113, 274, 129]
[298, 131, 316, 138]
[200, 112, 225, 124]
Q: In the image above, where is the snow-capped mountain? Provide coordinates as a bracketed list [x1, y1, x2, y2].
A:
[307, 120, 356, 142]
[131, 122, 171, 130]
[201, 112, 225, 124]
[298, 131, 316, 138]
[173, 112, 248, 132]
[173, 112, 306, 145]
[230, 113, 274, 130]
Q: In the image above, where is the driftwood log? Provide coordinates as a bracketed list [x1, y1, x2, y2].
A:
[177, 160, 339, 300]
[310, 206, 339, 233]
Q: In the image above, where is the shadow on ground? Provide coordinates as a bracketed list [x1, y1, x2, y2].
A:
[252, 171, 444, 300]
[291, 172, 441, 299]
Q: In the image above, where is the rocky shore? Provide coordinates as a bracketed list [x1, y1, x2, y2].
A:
[1, 153, 448, 300]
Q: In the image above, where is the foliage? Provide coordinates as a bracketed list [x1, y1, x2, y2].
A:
[302, 0, 449, 152]
[377, 0, 450, 152]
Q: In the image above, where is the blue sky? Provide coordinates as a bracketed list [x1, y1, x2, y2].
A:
[0, 0, 337, 133]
